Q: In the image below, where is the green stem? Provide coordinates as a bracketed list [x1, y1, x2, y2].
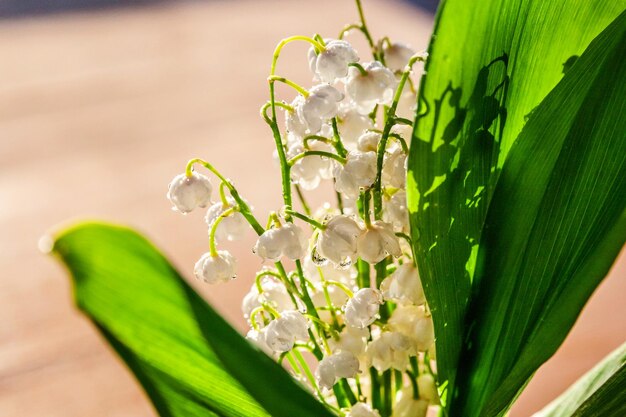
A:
[186, 158, 264, 235]
[209, 206, 236, 256]
[303, 135, 333, 149]
[288, 150, 347, 166]
[268, 75, 310, 97]
[348, 62, 368, 76]
[373, 55, 426, 220]
[354, 0, 378, 59]
[294, 184, 312, 216]
[286, 209, 326, 230]
[271, 35, 326, 76]
[331, 117, 348, 157]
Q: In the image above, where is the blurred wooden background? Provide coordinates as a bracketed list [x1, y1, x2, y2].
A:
[0, 1, 624, 416]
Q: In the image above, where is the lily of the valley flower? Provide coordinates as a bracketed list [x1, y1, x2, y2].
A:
[263, 310, 310, 353]
[357, 220, 402, 264]
[309, 39, 359, 82]
[388, 305, 435, 352]
[346, 61, 397, 114]
[205, 199, 248, 242]
[315, 351, 360, 390]
[317, 215, 364, 266]
[366, 331, 413, 371]
[333, 150, 378, 198]
[193, 251, 236, 284]
[254, 222, 309, 261]
[382, 42, 416, 72]
[298, 84, 344, 134]
[382, 147, 407, 189]
[344, 288, 383, 328]
[167, 172, 212, 213]
[381, 263, 425, 306]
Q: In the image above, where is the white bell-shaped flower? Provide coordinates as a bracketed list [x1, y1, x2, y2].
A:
[254, 222, 309, 261]
[338, 104, 374, 149]
[193, 251, 236, 284]
[263, 310, 310, 353]
[344, 288, 383, 328]
[388, 305, 434, 352]
[417, 373, 440, 404]
[382, 147, 407, 189]
[392, 388, 429, 417]
[317, 215, 364, 266]
[205, 199, 248, 242]
[381, 263, 425, 305]
[333, 151, 377, 198]
[383, 190, 409, 232]
[357, 131, 381, 153]
[246, 329, 273, 356]
[366, 331, 413, 371]
[298, 84, 344, 134]
[315, 351, 360, 390]
[383, 42, 415, 72]
[347, 402, 381, 417]
[346, 61, 397, 115]
[357, 220, 402, 264]
[309, 39, 359, 83]
[288, 141, 335, 190]
[285, 96, 308, 138]
[167, 172, 212, 214]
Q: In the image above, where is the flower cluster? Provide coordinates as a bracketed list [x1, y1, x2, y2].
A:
[167, 2, 437, 416]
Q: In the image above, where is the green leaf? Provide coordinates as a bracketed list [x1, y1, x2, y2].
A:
[51, 222, 334, 417]
[533, 342, 626, 417]
[407, 0, 626, 408]
[455, 13, 626, 416]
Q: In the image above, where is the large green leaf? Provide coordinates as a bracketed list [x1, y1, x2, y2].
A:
[51, 222, 334, 417]
[406, 0, 626, 407]
[456, 12, 626, 415]
[533, 342, 626, 417]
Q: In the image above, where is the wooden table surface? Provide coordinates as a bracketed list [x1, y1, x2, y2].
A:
[0, 1, 624, 416]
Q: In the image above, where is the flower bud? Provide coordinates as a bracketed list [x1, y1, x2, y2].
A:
[205, 199, 248, 242]
[366, 331, 412, 371]
[381, 263, 425, 305]
[298, 84, 344, 134]
[333, 151, 377, 198]
[347, 402, 381, 417]
[263, 310, 309, 353]
[317, 215, 364, 266]
[388, 305, 434, 352]
[193, 251, 236, 284]
[254, 222, 309, 261]
[309, 39, 359, 83]
[167, 172, 212, 213]
[382, 42, 415, 72]
[344, 288, 383, 328]
[357, 221, 402, 264]
[315, 351, 360, 390]
[346, 61, 397, 114]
